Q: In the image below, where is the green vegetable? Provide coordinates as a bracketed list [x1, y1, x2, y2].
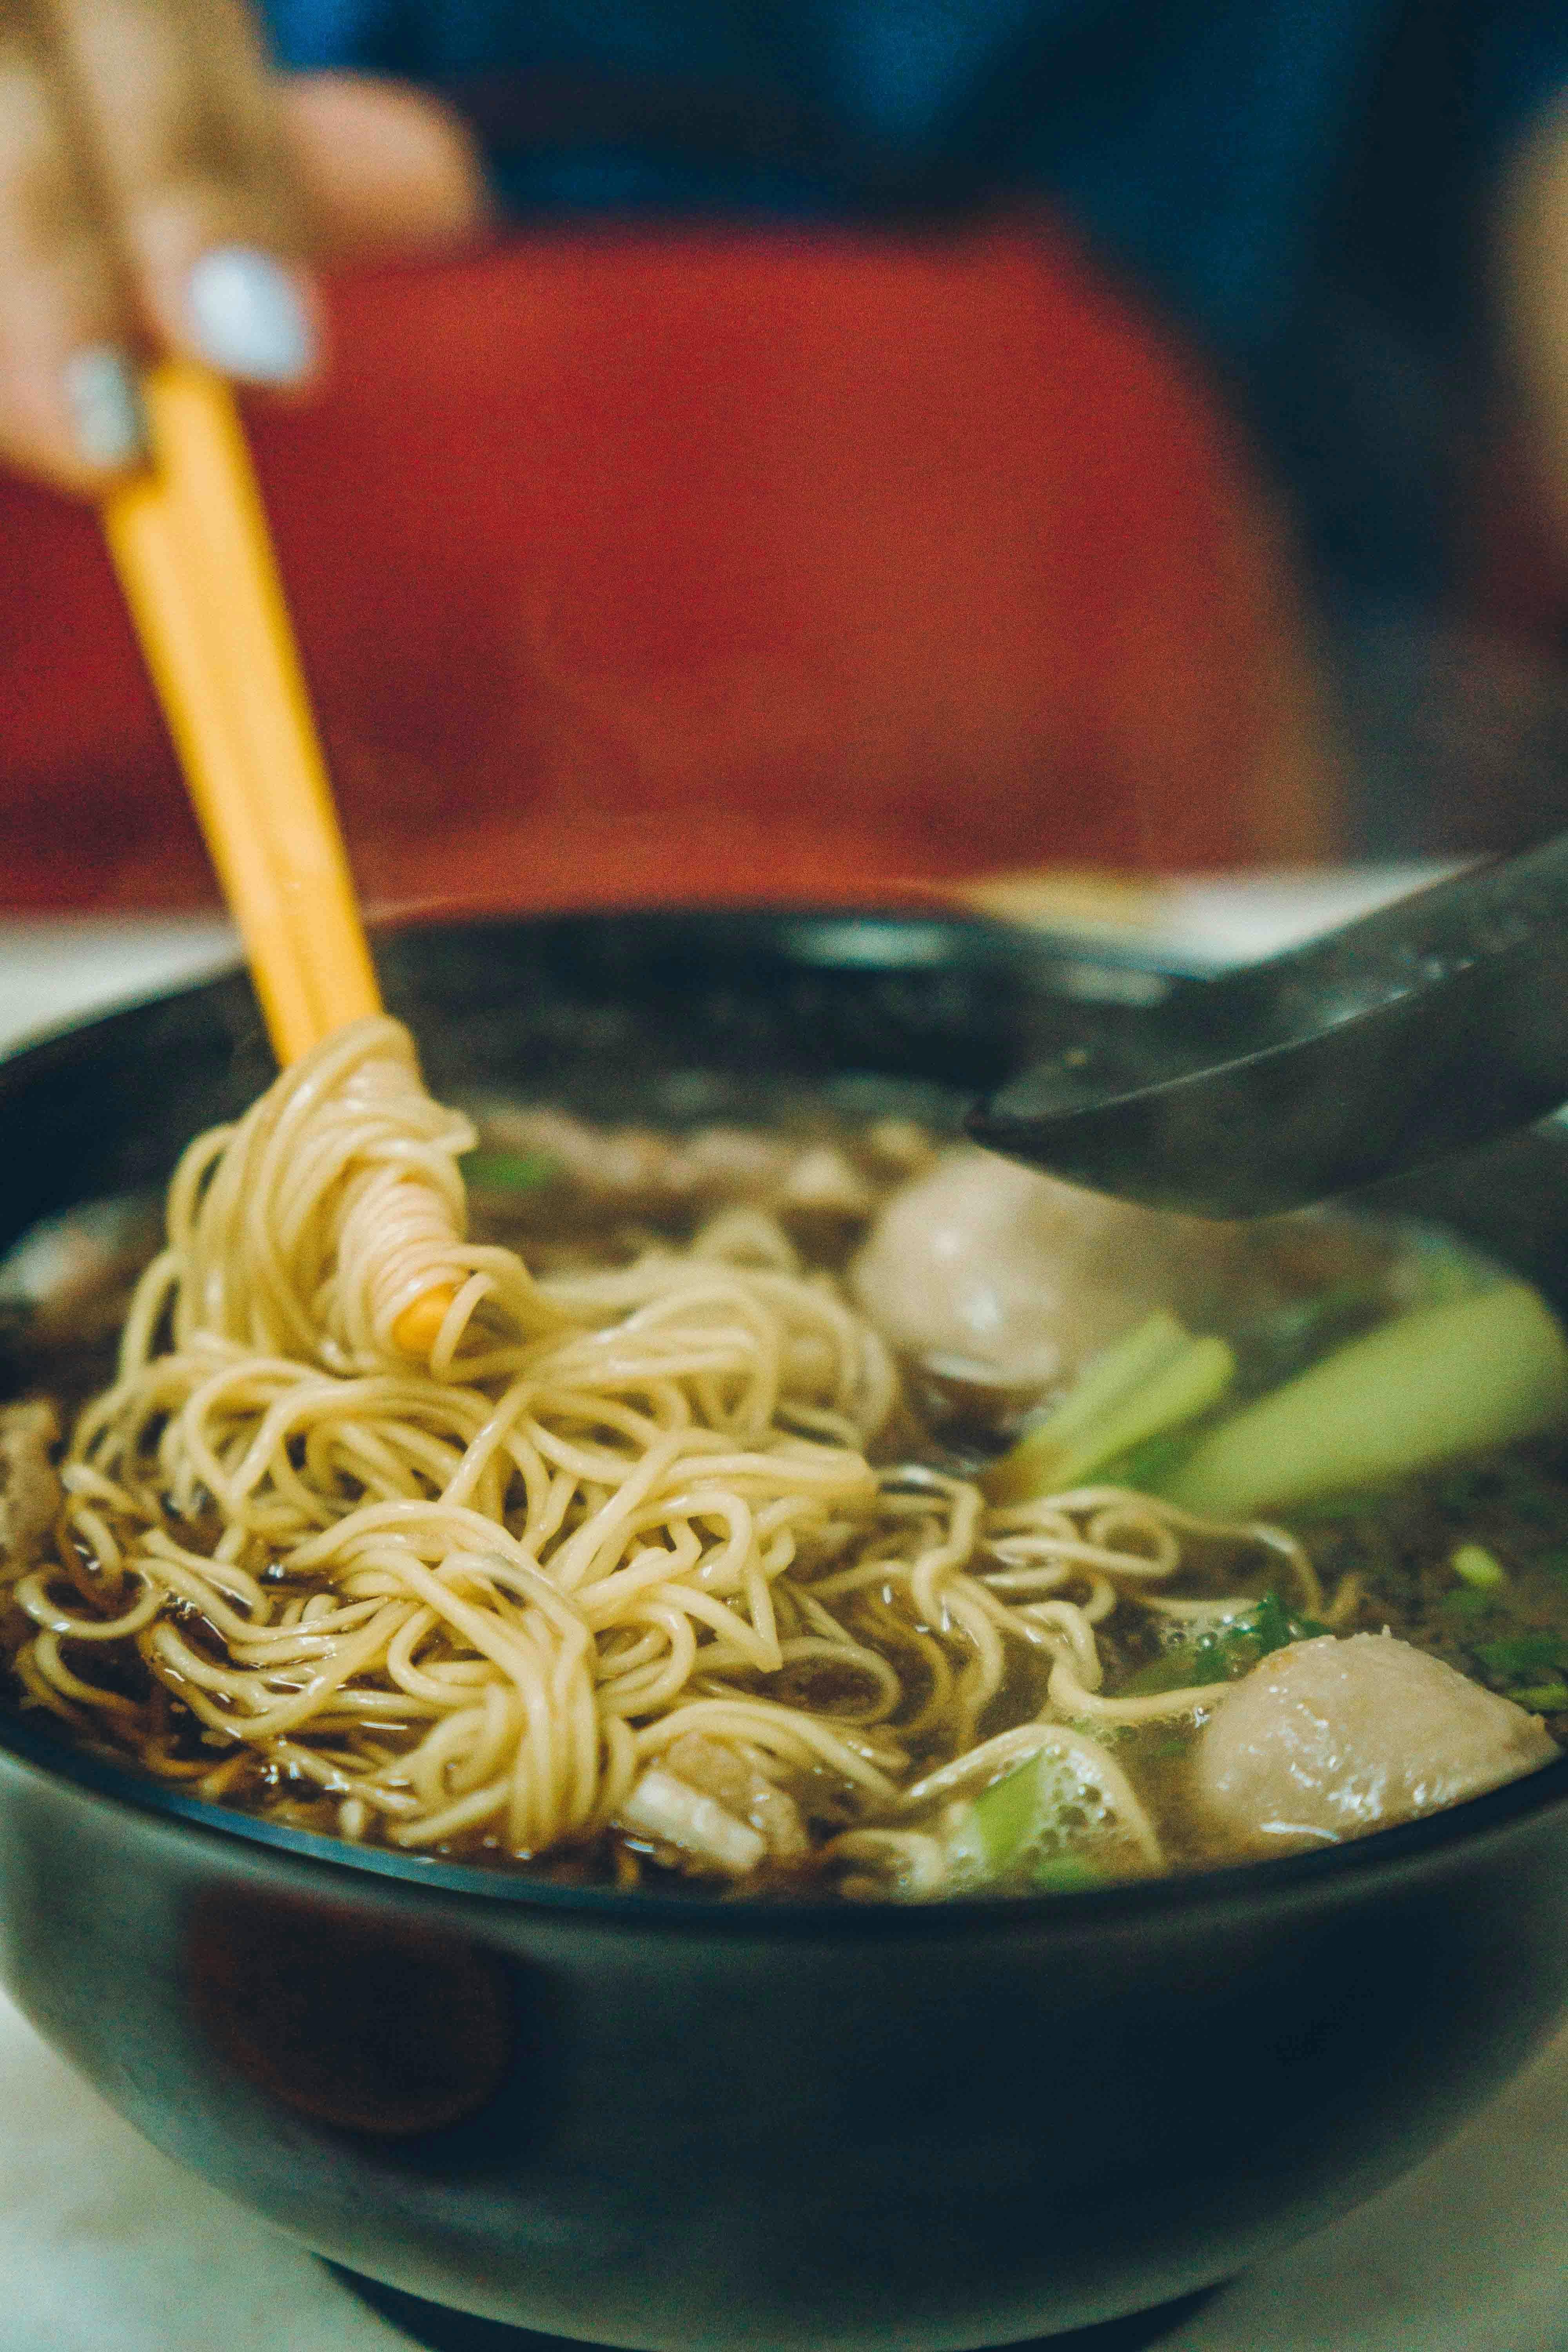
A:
[1451, 1543, 1506, 1590]
[1251, 1589, 1330, 1648]
[1441, 1586, 1499, 1623]
[1474, 1633, 1568, 1680]
[1028, 1855, 1105, 1894]
[1120, 1643, 1232, 1697]
[1093, 1428, 1203, 1493]
[965, 1750, 1050, 1867]
[995, 1313, 1187, 1476]
[948, 1746, 1116, 1889]
[1121, 1590, 1327, 1695]
[459, 1150, 559, 1194]
[984, 1311, 1235, 1504]
[1471, 1633, 1568, 1712]
[1160, 1283, 1568, 1521]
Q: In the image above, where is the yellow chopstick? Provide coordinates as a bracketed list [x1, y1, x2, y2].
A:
[102, 362, 453, 1357]
[102, 361, 380, 1065]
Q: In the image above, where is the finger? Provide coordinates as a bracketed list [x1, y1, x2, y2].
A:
[281, 74, 490, 258]
[0, 1, 145, 490]
[50, 0, 321, 387]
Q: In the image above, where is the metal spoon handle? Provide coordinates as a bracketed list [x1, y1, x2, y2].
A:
[969, 831, 1568, 1218]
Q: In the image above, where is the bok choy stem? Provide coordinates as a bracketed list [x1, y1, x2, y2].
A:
[983, 1310, 1234, 1504]
[1161, 1282, 1568, 1521]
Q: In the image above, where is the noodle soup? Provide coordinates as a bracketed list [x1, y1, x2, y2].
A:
[1, 1020, 1564, 1899]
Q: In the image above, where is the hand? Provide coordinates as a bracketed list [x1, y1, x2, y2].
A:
[0, 0, 486, 493]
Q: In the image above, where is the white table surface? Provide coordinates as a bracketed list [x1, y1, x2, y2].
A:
[2, 879, 1565, 2352]
[0, 867, 1455, 1062]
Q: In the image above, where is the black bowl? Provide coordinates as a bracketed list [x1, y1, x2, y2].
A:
[3, 905, 1568, 2352]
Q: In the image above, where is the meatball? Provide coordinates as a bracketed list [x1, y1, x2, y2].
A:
[848, 1148, 1270, 1397]
[1192, 1633, 1559, 1854]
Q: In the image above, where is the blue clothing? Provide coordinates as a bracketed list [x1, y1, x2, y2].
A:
[258, 1, 1568, 367]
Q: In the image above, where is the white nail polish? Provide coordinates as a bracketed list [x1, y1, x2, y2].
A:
[185, 248, 317, 385]
[64, 347, 146, 468]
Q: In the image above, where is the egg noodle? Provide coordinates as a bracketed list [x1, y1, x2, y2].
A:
[4, 1018, 1315, 1886]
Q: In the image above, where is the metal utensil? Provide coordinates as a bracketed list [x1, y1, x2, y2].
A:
[967, 831, 1568, 1217]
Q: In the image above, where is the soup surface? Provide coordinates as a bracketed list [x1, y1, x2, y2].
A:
[1, 1053, 1564, 1900]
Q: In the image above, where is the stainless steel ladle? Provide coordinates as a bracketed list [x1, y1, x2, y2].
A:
[967, 831, 1568, 1218]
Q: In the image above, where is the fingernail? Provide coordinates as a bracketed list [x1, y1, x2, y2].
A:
[185, 247, 317, 384]
[64, 347, 146, 469]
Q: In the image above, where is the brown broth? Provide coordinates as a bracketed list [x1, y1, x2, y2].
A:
[2, 1109, 1565, 1899]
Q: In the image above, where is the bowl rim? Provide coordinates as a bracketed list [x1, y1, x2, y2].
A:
[4, 1697, 1567, 1934]
[3, 899, 1567, 1936]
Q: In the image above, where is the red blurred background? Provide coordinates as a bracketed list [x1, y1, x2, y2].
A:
[0, 220, 1375, 916]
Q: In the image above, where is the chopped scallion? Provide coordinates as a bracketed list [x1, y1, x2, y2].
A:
[1450, 1543, 1506, 1590]
[1120, 1591, 1327, 1695]
[459, 1150, 559, 1193]
[1509, 1683, 1568, 1711]
[1475, 1633, 1568, 1679]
